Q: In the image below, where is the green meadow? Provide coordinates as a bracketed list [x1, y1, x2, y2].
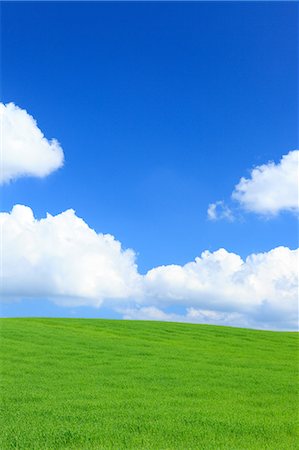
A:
[0, 318, 298, 449]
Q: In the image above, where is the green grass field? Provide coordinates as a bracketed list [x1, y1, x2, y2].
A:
[0, 318, 298, 449]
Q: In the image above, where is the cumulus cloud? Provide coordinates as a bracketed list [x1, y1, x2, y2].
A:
[232, 150, 299, 215]
[207, 150, 299, 219]
[207, 201, 234, 221]
[0, 205, 298, 330]
[0, 102, 64, 183]
[0, 205, 141, 306]
[143, 247, 298, 330]
[1, 103, 296, 330]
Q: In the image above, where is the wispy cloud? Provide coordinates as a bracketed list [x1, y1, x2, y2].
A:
[207, 201, 234, 221]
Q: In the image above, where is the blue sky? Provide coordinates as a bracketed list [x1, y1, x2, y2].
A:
[1, 1, 298, 327]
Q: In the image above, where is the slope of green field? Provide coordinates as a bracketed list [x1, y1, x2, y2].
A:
[0, 318, 298, 449]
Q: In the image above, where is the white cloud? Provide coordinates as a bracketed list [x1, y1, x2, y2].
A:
[119, 306, 254, 329]
[207, 201, 234, 221]
[1, 104, 296, 330]
[119, 306, 184, 322]
[0, 102, 64, 184]
[0, 205, 141, 306]
[143, 246, 298, 330]
[0, 205, 298, 330]
[232, 150, 299, 215]
[117, 305, 296, 330]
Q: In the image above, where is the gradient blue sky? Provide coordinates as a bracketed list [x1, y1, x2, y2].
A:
[1, 1, 298, 318]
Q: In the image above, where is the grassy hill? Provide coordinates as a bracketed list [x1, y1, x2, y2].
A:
[0, 318, 298, 449]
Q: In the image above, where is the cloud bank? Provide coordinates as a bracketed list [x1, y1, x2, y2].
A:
[118, 306, 263, 330]
[1, 205, 297, 330]
[0, 103, 64, 184]
[143, 247, 298, 330]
